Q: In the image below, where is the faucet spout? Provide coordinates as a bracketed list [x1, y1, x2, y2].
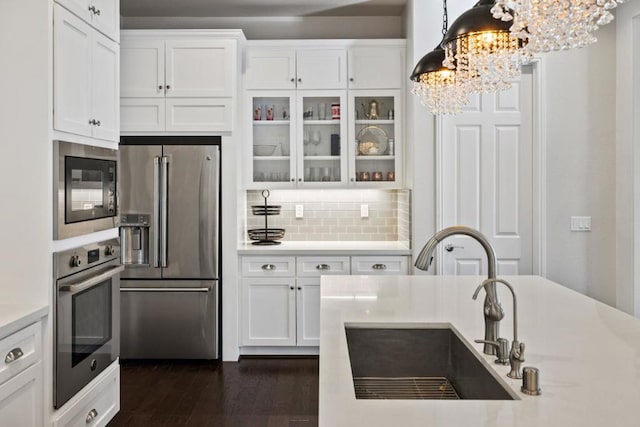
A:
[415, 226, 504, 355]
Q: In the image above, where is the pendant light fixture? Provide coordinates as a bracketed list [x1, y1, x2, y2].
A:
[442, 0, 529, 94]
[410, 0, 469, 115]
[491, 0, 627, 54]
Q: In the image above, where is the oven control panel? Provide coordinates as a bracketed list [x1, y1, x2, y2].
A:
[54, 238, 121, 278]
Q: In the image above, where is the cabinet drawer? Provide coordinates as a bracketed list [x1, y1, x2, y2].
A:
[53, 362, 119, 427]
[0, 322, 41, 387]
[165, 98, 233, 132]
[242, 256, 295, 277]
[351, 256, 409, 275]
[296, 256, 350, 277]
[121, 98, 166, 132]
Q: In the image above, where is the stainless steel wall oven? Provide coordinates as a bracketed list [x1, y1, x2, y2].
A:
[53, 239, 122, 408]
[54, 141, 118, 240]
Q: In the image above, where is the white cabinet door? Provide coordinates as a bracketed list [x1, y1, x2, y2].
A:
[121, 98, 165, 132]
[55, 0, 92, 23]
[296, 278, 321, 346]
[0, 362, 43, 427]
[54, 5, 92, 137]
[120, 40, 165, 98]
[165, 98, 232, 132]
[348, 47, 404, 89]
[165, 40, 234, 98]
[241, 278, 296, 346]
[90, 0, 119, 42]
[91, 30, 119, 141]
[296, 49, 347, 90]
[245, 48, 297, 90]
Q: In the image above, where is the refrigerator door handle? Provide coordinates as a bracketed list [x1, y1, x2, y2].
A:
[152, 156, 161, 268]
[160, 156, 169, 268]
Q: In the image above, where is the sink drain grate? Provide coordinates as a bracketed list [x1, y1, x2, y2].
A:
[353, 377, 460, 400]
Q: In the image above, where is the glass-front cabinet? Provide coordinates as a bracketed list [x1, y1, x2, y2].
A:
[248, 91, 347, 188]
[348, 90, 402, 188]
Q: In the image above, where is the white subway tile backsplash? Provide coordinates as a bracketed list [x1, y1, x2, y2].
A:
[246, 189, 411, 242]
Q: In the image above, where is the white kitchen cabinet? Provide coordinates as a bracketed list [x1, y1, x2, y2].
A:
[55, 0, 119, 42]
[120, 33, 238, 133]
[351, 256, 409, 275]
[240, 255, 351, 349]
[0, 320, 44, 427]
[54, 4, 119, 142]
[347, 89, 403, 188]
[347, 47, 404, 89]
[245, 48, 347, 90]
[241, 277, 297, 346]
[0, 363, 43, 427]
[247, 90, 348, 189]
[52, 361, 119, 427]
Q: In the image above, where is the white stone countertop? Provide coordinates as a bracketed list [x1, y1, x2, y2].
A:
[319, 275, 640, 427]
[0, 304, 48, 339]
[237, 240, 411, 255]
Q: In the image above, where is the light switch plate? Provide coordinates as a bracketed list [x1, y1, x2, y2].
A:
[295, 204, 304, 218]
[361, 204, 369, 218]
[571, 216, 591, 231]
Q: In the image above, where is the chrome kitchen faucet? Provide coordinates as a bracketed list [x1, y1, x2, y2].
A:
[414, 226, 505, 356]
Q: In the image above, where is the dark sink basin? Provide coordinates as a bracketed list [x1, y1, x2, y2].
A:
[345, 324, 518, 400]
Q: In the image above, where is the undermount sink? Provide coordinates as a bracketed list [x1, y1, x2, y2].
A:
[345, 324, 519, 400]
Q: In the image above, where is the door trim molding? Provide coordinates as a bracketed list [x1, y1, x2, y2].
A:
[435, 60, 546, 276]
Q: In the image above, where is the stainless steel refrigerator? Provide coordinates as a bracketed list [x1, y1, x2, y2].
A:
[118, 136, 220, 359]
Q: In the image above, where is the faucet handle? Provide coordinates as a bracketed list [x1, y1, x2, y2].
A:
[474, 338, 510, 365]
[507, 341, 525, 379]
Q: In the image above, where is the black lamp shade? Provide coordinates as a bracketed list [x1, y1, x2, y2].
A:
[410, 45, 448, 82]
[442, 0, 511, 46]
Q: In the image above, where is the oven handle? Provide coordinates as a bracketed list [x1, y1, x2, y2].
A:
[59, 265, 125, 294]
[120, 287, 211, 293]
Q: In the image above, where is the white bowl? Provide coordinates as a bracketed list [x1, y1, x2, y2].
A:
[253, 145, 277, 156]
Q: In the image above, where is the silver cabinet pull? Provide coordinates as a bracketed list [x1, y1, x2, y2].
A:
[4, 348, 24, 364]
[444, 244, 464, 252]
[261, 264, 276, 271]
[85, 408, 98, 424]
[316, 264, 330, 271]
[372, 263, 387, 270]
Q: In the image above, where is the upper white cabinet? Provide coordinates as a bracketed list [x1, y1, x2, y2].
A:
[54, 4, 119, 142]
[55, 0, 119, 42]
[347, 47, 404, 89]
[120, 31, 242, 133]
[245, 48, 347, 90]
[121, 39, 235, 98]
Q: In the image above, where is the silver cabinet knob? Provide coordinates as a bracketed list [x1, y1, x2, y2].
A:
[4, 348, 24, 364]
[166, 85, 171, 90]
[349, 77, 354, 82]
[350, 178, 355, 182]
[297, 286, 302, 290]
[316, 264, 330, 271]
[158, 85, 163, 90]
[261, 264, 276, 271]
[290, 78, 295, 83]
[298, 178, 302, 182]
[291, 178, 295, 182]
[297, 78, 302, 83]
[85, 408, 98, 424]
[372, 263, 387, 270]
[290, 286, 294, 290]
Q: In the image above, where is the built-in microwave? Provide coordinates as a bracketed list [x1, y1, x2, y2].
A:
[54, 141, 118, 240]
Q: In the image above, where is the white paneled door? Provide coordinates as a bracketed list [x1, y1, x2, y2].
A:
[439, 66, 534, 276]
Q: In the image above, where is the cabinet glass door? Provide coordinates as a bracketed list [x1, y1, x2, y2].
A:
[251, 94, 295, 187]
[298, 92, 347, 187]
[349, 91, 401, 187]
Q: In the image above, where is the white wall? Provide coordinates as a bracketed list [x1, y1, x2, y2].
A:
[122, 16, 402, 39]
[616, 1, 640, 315]
[543, 24, 617, 305]
[0, 0, 51, 306]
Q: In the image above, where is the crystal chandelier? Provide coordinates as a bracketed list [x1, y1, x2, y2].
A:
[442, 0, 530, 94]
[491, 0, 626, 53]
[410, 0, 469, 115]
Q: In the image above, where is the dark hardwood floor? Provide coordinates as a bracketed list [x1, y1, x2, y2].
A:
[108, 357, 319, 427]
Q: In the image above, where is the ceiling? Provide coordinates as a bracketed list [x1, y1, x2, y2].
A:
[120, 0, 407, 18]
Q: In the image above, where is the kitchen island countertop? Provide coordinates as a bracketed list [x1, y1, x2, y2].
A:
[319, 275, 640, 426]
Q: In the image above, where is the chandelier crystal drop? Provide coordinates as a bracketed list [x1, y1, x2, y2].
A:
[491, 0, 627, 53]
[410, 0, 470, 115]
